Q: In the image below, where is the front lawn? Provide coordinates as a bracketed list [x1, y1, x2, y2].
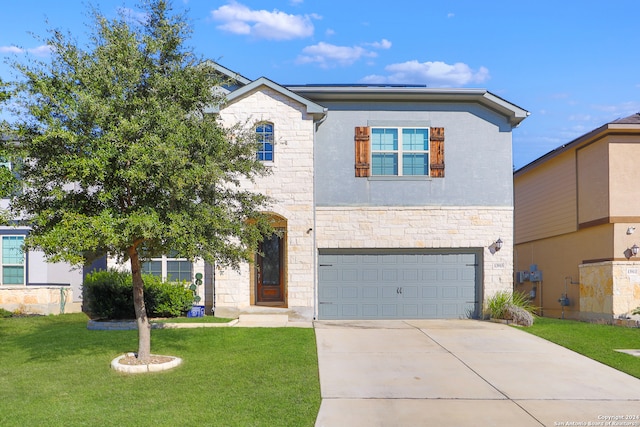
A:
[0, 313, 320, 427]
[524, 317, 640, 379]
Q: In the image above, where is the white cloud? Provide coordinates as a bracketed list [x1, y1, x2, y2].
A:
[296, 42, 378, 68]
[296, 38, 391, 68]
[211, 1, 318, 40]
[361, 60, 490, 87]
[0, 46, 23, 54]
[447, 13, 455, 18]
[0, 45, 52, 57]
[366, 39, 392, 49]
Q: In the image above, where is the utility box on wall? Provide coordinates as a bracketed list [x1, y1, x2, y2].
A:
[530, 270, 543, 282]
[515, 267, 543, 283]
[515, 271, 530, 283]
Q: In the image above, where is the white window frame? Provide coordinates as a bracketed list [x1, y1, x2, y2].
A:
[371, 126, 430, 177]
[141, 255, 193, 283]
[256, 122, 275, 164]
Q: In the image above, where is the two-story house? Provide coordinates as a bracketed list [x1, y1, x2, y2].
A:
[514, 114, 640, 322]
[211, 64, 528, 321]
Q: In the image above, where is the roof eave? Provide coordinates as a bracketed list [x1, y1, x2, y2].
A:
[514, 122, 640, 176]
[287, 86, 529, 127]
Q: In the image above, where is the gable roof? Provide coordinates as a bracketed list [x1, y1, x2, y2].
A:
[208, 61, 252, 86]
[225, 77, 327, 119]
[515, 113, 640, 175]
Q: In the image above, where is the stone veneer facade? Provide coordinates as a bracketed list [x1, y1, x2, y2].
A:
[580, 261, 640, 320]
[0, 286, 73, 315]
[315, 206, 514, 307]
[213, 87, 316, 319]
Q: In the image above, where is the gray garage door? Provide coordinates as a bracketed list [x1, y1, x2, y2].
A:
[318, 251, 479, 320]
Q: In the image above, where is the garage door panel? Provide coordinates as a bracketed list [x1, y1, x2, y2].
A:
[320, 285, 339, 300]
[342, 286, 358, 298]
[442, 268, 459, 280]
[401, 285, 418, 298]
[422, 304, 438, 318]
[362, 286, 378, 298]
[441, 287, 458, 299]
[318, 252, 478, 320]
[461, 287, 476, 299]
[381, 304, 398, 317]
[381, 286, 397, 298]
[382, 269, 398, 282]
[442, 304, 460, 316]
[401, 303, 418, 316]
[362, 269, 379, 281]
[421, 269, 438, 281]
[422, 286, 438, 299]
[342, 269, 358, 281]
[402, 269, 418, 281]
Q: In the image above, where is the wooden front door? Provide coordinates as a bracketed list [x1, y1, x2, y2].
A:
[256, 233, 284, 304]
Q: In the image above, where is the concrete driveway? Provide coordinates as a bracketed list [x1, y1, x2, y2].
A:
[314, 319, 640, 426]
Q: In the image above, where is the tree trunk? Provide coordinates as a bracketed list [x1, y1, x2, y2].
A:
[129, 246, 151, 362]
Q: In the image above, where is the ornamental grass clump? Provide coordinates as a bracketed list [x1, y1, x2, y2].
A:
[485, 290, 537, 326]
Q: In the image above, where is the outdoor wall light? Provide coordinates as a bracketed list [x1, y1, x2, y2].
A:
[632, 244, 639, 257]
[628, 226, 636, 235]
[494, 238, 503, 252]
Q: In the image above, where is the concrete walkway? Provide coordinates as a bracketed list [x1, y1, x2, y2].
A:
[314, 319, 640, 427]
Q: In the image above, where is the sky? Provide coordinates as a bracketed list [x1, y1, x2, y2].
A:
[2, 0, 640, 169]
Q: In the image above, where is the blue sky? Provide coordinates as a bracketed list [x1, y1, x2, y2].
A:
[2, 0, 640, 169]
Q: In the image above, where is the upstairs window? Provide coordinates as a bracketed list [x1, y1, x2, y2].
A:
[355, 126, 444, 178]
[256, 123, 274, 162]
[371, 127, 429, 176]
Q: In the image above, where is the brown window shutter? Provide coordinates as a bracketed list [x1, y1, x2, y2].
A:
[430, 127, 445, 177]
[355, 126, 371, 177]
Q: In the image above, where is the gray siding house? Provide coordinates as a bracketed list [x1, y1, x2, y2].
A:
[1, 64, 529, 320]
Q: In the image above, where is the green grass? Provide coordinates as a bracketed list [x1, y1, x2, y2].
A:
[524, 317, 640, 379]
[151, 315, 233, 323]
[0, 313, 320, 427]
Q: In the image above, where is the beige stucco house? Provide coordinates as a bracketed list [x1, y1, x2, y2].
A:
[514, 113, 640, 321]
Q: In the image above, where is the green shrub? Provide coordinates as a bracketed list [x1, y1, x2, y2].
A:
[83, 269, 194, 320]
[0, 307, 13, 318]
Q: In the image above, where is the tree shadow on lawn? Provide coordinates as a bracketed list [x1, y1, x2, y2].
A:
[0, 313, 203, 365]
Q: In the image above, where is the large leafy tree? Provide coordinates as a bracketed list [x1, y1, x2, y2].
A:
[9, 0, 271, 362]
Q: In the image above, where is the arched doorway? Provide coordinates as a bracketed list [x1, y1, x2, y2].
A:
[254, 214, 287, 306]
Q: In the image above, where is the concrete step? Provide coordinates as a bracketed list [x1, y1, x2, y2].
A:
[236, 314, 290, 327]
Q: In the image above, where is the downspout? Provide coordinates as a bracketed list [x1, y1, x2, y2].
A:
[312, 109, 328, 320]
[212, 262, 216, 316]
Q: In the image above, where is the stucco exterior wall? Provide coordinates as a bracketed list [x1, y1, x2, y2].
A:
[313, 104, 515, 207]
[577, 139, 609, 225]
[610, 139, 640, 217]
[316, 206, 514, 303]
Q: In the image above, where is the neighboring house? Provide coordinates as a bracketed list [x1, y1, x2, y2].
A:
[514, 114, 640, 321]
[0, 63, 529, 320]
[0, 212, 86, 315]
